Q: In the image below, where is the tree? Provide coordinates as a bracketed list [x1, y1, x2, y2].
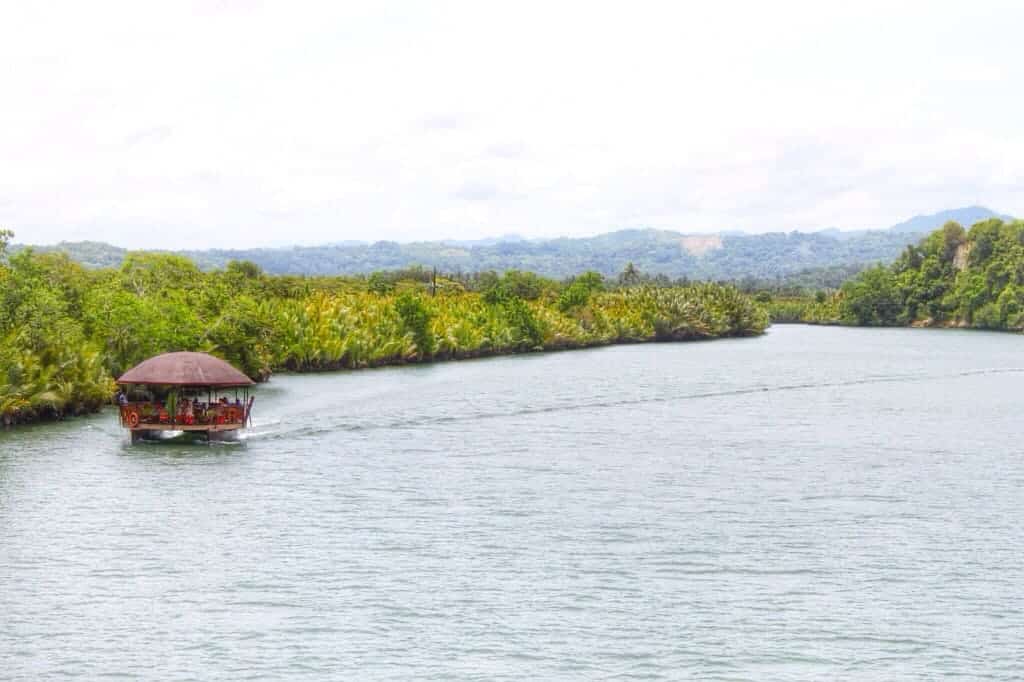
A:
[120, 252, 202, 296]
[226, 259, 263, 280]
[927, 221, 967, 263]
[501, 296, 544, 349]
[618, 262, 641, 287]
[394, 293, 435, 359]
[558, 271, 604, 312]
[839, 265, 904, 326]
[0, 228, 12, 263]
[367, 271, 394, 295]
[498, 270, 548, 300]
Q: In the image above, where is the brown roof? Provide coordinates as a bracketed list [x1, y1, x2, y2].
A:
[117, 352, 255, 387]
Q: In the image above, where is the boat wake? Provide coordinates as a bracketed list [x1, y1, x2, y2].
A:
[235, 418, 284, 442]
[255, 366, 1024, 440]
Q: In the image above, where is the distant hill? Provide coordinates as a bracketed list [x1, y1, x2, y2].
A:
[14, 229, 922, 280]
[887, 206, 1011, 234]
[14, 206, 1015, 281]
[816, 207, 1013, 241]
[441, 233, 528, 247]
[12, 240, 129, 269]
[175, 228, 935, 280]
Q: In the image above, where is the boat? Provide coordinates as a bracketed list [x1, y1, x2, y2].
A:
[116, 352, 255, 443]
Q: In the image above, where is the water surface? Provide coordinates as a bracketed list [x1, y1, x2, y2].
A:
[2, 325, 1023, 679]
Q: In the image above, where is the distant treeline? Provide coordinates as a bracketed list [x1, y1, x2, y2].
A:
[15, 227, 922, 281]
[764, 218, 1024, 329]
[0, 231, 767, 427]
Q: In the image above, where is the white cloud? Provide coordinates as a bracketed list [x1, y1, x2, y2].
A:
[1, 0, 1022, 248]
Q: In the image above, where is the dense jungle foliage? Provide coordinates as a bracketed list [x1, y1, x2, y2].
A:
[764, 218, 1024, 329]
[0, 232, 767, 426]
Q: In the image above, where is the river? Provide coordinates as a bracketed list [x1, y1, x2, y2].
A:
[2, 325, 1023, 679]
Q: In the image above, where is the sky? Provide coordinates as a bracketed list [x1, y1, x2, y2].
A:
[2, 1, 1023, 249]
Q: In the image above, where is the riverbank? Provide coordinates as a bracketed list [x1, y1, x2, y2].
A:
[768, 295, 1024, 332]
[1, 249, 768, 427]
[1, 325, 765, 429]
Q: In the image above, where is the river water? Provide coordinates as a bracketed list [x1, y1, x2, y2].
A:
[2, 325, 1023, 679]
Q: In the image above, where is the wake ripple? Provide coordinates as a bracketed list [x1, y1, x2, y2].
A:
[253, 366, 1024, 440]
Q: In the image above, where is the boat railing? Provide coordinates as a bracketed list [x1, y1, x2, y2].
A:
[119, 401, 248, 428]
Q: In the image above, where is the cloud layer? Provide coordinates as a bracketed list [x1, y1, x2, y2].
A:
[2, 1, 1022, 248]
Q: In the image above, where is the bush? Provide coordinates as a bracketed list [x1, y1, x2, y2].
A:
[394, 293, 435, 359]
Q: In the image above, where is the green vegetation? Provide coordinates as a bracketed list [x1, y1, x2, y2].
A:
[0, 233, 114, 426]
[769, 218, 1024, 329]
[0, 238, 768, 426]
[733, 263, 869, 296]
[765, 293, 842, 325]
[17, 227, 925, 281]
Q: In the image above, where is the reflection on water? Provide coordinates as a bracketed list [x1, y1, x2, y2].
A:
[2, 326, 1024, 679]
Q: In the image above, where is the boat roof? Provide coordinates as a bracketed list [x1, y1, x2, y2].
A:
[117, 352, 255, 387]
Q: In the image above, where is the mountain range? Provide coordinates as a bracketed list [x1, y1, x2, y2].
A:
[13, 206, 1012, 281]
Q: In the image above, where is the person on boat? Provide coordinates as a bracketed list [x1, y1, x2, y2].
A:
[180, 399, 194, 425]
[116, 390, 128, 406]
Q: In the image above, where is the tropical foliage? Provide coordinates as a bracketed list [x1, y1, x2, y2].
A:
[0, 240, 114, 425]
[0, 237, 768, 426]
[772, 218, 1024, 329]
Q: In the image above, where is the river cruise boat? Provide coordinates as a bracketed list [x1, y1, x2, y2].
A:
[117, 352, 255, 443]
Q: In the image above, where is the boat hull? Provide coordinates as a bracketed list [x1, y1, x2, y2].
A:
[129, 424, 243, 443]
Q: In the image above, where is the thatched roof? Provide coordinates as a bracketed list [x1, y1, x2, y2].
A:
[117, 352, 254, 387]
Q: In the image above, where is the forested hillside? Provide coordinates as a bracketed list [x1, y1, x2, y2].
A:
[774, 217, 1024, 329]
[21, 207, 1009, 280]
[19, 228, 921, 280]
[0, 230, 767, 426]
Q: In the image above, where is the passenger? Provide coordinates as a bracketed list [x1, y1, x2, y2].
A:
[116, 391, 128, 406]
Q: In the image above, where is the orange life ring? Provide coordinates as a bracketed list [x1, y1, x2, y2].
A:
[127, 411, 140, 428]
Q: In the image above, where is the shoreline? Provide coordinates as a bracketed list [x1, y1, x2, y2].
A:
[1, 329, 763, 430]
[771, 319, 1023, 333]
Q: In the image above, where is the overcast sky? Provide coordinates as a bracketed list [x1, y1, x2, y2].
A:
[2, 1, 1022, 248]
